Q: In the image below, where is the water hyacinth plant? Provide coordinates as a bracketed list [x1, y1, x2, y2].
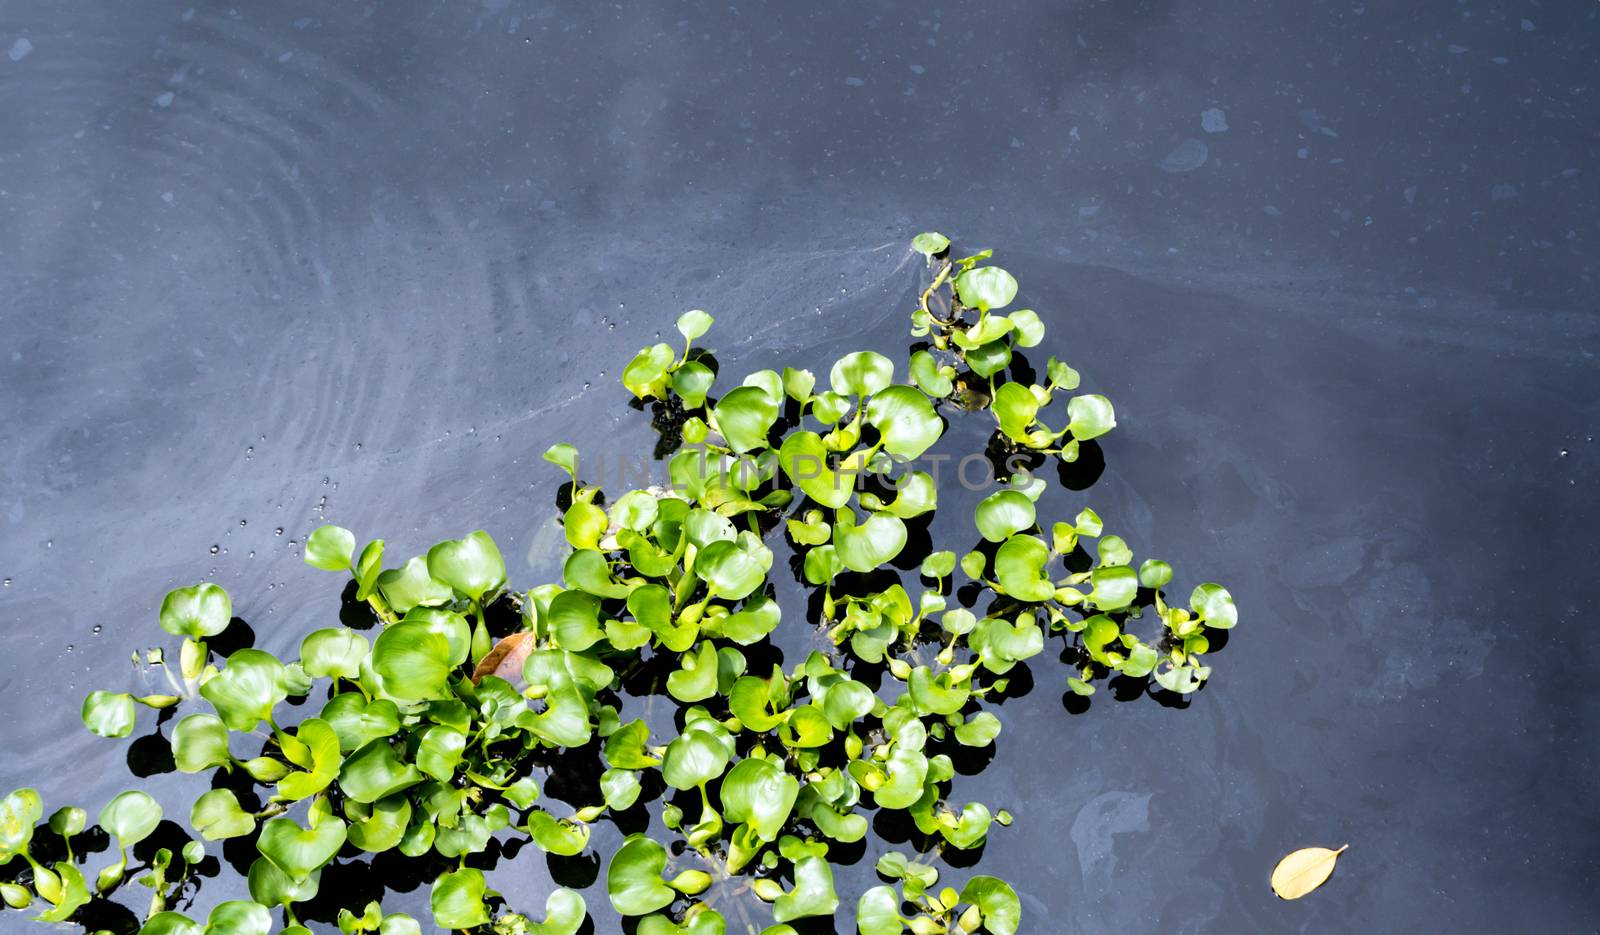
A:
[2, 232, 1239, 934]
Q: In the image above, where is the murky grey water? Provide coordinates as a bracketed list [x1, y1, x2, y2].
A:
[2, 2, 1598, 932]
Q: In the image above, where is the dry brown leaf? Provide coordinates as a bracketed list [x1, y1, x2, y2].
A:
[471, 631, 533, 689]
[1270, 844, 1347, 899]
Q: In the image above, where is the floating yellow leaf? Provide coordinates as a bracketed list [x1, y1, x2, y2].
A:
[1270, 844, 1347, 899]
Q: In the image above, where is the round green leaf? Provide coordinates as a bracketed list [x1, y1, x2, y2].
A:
[257, 815, 346, 882]
[1191, 583, 1238, 629]
[661, 725, 732, 791]
[191, 789, 254, 841]
[829, 351, 894, 397]
[974, 490, 1035, 543]
[910, 232, 950, 256]
[426, 530, 506, 602]
[1088, 565, 1139, 612]
[524, 809, 592, 856]
[0, 788, 43, 863]
[206, 900, 271, 935]
[431, 867, 490, 929]
[712, 385, 780, 453]
[857, 885, 903, 935]
[375, 556, 452, 616]
[200, 649, 288, 732]
[909, 350, 954, 398]
[772, 855, 839, 922]
[993, 535, 1055, 602]
[299, 627, 369, 681]
[81, 691, 136, 739]
[624, 343, 676, 400]
[370, 620, 453, 702]
[303, 525, 356, 572]
[720, 758, 799, 842]
[677, 309, 714, 342]
[171, 713, 231, 773]
[137, 912, 201, 935]
[98, 790, 161, 847]
[954, 266, 1018, 312]
[246, 856, 319, 908]
[834, 512, 908, 574]
[1066, 394, 1116, 442]
[1008, 309, 1045, 347]
[1138, 559, 1174, 590]
[159, 583, 232, 639]
[606, 834, 676, 917]
[959, 876, 1021, 935]
[866, 385, 943, 459]
[345, 793, 412, 853]
[695, 539, 767, 600]
[779, 431, 854, 510]
[338, 739, 423, 804]
[277, 718, 342, 800]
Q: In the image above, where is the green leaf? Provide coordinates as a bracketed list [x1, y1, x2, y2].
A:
[667, 641, 720, 703]
[1191, 583, 1238, 629]
[375, 556, 453, 616]
[910, 231, 950, 256]
[857, 885, 903, 935]
[524, 810, 592, 856]
[601, 768, 643, 811]
[718, 594, 782, 645]
[1008, 309, 1045, 347]
[696, 539, 768, 601]
[415, 725, 466, 782]
[992, 383, 1040, 444]
[277, 718, 342, 800]
[431, 867, 490, 929]
[974, 490, 1035, 543]
[955, 712, 1002, 747]
[909, 350, 954, 398]
[426, 530, 506, 602]
[606, 834, 676, 917]
[1066, 394, 1116, 442]
[964, 339, 1012, 379]
[720, 757, 799, 842]
[206, 900, 271, 935]
[81, 691, 135, 739]
[304, 525, 356, 572]
[31, 863, 89, 923]
[959, 876, 1021, 935]
[782, 367, 816, 402]
[672, 361, 716, 409]
[319, 693, 401, 752]
[299, 627, 369, 681]
[1138, 559, 1173, 589]
[834, 511, 908, 574]
[993, 535, 1055, 602]
[159, 583, 232, 639]
[246, 856, 319, 909]
[772, 855, 839, 922]
[137, 912, 201, 935]
[1096, 535, 1133, 567]
[865, 385, 943, 459]
[661, 723, 732, 791]
[370, 620, 453, 703]
[624, 343, 676, 400]
[953, 314, 1014, 350]
[99, 790, 161, 849]
[829, 351, 894, 397]
[1088, 565, 1139, 612]
[779, 431, 854, 509]
[954, 266, 1018, 312]
[677, 309, 714, 343]
[713, 385, 780, 453]
[257, 814, 346, 882]
[345, 793, 412, 854]
[523, 889, 588, 935]
[200, 649, 288, 732]
[338, 739, 423, 804]
[0, 788, 43, 864]
[191, 789, 254, 841]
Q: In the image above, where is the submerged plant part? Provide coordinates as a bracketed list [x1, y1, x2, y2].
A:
[2, 232, 1240, 934]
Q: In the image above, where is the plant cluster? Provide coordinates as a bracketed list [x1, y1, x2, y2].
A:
[2, 233, 1238, 934]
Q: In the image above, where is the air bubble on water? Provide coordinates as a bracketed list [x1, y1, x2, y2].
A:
[1559, 449, 1569, 457]
[355, 442, 363, 451]
[65, 645, 74, 653]
[583, 382, 591, 389]
[275, 527, 285, 536]
[2, 579, 10, 587]
[92, 625, 102, 635]
[248, 551, 255, 559]
[239, 519, 247, 527]
[209, 544, 220, 554]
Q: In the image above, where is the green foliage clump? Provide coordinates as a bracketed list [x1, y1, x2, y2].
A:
[2, 232, 1239, 934]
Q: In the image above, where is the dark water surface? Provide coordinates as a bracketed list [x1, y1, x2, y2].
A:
[2, 2, 1598, 932]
